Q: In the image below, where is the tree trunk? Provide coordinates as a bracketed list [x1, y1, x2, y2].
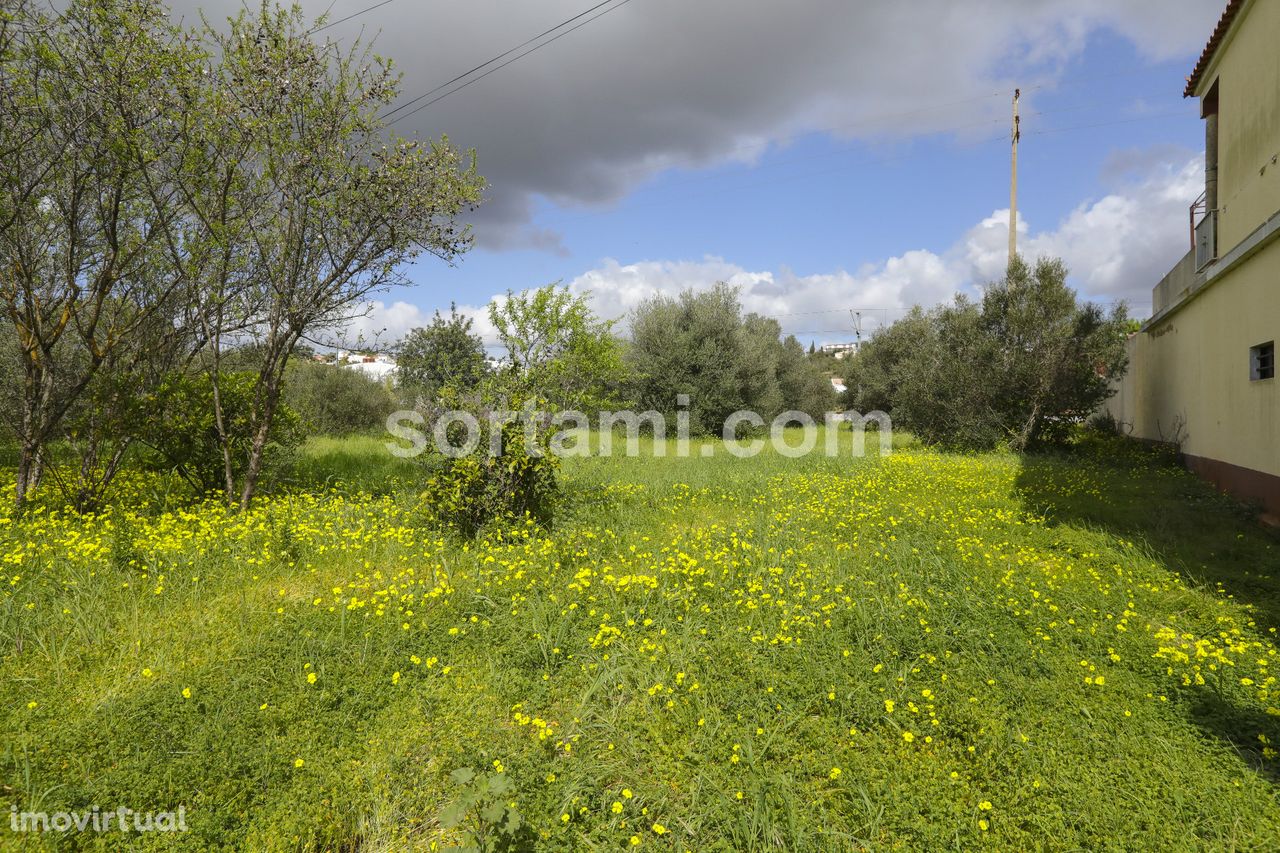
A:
[237, 337, 294, 510]
[14, 380, 44, 509]
[1016, 399, 1041, 452]
[208, 345, 238, 504]
[238, 376, 280, 510]
[30, 445, 44, 492]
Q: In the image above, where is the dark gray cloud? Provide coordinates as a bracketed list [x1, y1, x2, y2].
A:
[167, 0, 1219, 251]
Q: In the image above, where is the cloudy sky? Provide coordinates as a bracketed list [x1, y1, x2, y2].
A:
[172, 0, 1221, 347]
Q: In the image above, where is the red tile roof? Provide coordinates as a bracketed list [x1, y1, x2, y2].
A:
[1185, 0, 1247, 97]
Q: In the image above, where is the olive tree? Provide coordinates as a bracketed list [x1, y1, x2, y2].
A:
[627, 282, 746, 433]
[982, 256, 1129, 447]
[627, 283, 835, 432]
[849, 256, 1129, 450]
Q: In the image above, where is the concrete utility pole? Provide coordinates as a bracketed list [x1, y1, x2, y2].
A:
[1008, 88, 1020, 266]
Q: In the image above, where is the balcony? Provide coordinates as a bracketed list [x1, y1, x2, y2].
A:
[1190, 191, 1217, 271]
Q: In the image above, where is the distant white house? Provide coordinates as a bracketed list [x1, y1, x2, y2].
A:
[820, 342, 860, 359]
[337, 351, 397, 383]
[830, 376, 848, 395]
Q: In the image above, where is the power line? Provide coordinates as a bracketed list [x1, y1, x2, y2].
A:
[383, 0, 633, 124]
[313, 0, 397, 34]
[771, 305, 895, 318]
[382, 0, 618, 120]
[389, 0, 636, 124]
[792, 329, 890, 335]
[307, 3, 1178, 132]
[1025, 111, 1187, 137]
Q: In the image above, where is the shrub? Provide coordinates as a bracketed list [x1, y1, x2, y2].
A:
[139, 372, 303, 495]
[283, 359, 397, 435]
[418, 418, 559, 539]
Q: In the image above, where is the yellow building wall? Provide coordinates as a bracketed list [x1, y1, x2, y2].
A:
[1109, 0, 1280, 511]
[1200, 0, 1280, 252]
[1106, 237, 1278, 480]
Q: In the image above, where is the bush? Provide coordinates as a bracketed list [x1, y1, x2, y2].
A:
[139, 372, 303, 495]
[418, 418, 559, 539]
[283, 359, 397, 435]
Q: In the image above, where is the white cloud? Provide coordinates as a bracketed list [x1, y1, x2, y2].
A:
[961, 150, 1202, 308]
[566, 251, 963, 343]
[568, 257, 772, 321]
[333, 298, 507, 351]
[352, 146, 1202, 347]
[563, 148, 1200, 335]
[328, 300, 433, 349]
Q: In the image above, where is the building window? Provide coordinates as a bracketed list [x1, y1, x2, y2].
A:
[1251, 341, 1275, 381]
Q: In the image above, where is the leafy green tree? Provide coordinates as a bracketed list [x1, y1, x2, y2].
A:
[189, 3, 484, 508]
[628, 283, 835, 432]
[488, 284, 626, 412]
[850, 256, 1129, 450]
[883, 297, 1002, 450]
[843, 306, 936, 415]
[0, 1, 483, 509]
[0, 0, 203, 507]
[777, 334, 836, 420]
[738, 313, 785, 420]
[982, 256, 1129, 447]
[397, 303, 488, 399]
[628, 282, 747, 433]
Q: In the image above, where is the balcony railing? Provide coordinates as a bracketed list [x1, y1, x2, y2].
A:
[1191, 191, 1217, 271]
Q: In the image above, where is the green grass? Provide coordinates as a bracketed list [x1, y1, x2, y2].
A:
[288, 433, 429, 493]
[2, 430, 1279, 850]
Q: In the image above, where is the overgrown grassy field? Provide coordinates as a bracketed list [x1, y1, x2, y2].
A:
[3, 431, 1280, 850]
